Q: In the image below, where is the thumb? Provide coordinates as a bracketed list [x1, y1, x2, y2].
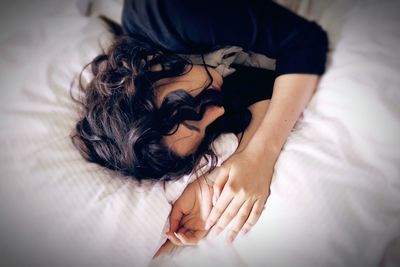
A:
[212, 167, 229, 206]
[168, 203, 184, 234]
[174, 228, 208, 246]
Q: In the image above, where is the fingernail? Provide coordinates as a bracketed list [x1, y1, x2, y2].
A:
[242, 228, 249, 235]
[227, 234, 235, 243]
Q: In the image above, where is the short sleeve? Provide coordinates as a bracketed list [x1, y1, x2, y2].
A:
[122, 0, 329, 76]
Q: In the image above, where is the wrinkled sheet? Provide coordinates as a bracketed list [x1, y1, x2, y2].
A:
[0, 0, 399, 267]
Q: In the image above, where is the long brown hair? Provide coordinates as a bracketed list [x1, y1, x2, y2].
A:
[70, 16, 251, 181]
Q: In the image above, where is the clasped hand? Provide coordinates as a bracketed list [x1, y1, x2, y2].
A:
[154, 146, 273, 258]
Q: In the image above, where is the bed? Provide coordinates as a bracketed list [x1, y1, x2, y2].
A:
[0, 0, 399, 266]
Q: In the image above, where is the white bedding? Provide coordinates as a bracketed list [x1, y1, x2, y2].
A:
[0, 0, 399, 267]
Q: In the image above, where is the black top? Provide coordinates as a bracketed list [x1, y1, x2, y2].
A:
[221, 65, 276, 110]
[121, 0, 329, 107]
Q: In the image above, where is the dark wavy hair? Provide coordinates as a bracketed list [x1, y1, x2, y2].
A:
[70, 16, 252, 181]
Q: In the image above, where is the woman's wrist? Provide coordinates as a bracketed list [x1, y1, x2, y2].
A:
[244, 134, 282, 165]
[235, 100, 271, 153]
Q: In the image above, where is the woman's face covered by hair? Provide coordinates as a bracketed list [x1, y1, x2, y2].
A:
[154, 64, 225, 157]
[71, 34, 252, 181]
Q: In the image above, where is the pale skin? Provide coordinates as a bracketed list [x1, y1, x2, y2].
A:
[153, 63, 320, 257]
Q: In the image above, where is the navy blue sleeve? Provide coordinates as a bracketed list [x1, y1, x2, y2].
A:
[122, 0, 329, 76]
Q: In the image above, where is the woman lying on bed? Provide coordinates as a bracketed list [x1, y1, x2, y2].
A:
[71, 0, 328, 258]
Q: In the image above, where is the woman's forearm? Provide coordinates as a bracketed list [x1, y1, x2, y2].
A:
[246, 73, 320, 161]
[235, 99, 270, 153]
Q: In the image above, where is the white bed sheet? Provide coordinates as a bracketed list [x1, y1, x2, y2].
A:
[0, 0, 399, 267]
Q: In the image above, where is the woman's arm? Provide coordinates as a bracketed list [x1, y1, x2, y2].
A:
[245, 73, 319, 160]
[205, 73, 320, 241]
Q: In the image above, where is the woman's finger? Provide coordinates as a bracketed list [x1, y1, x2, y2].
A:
[212, 167, 229, 206]
[174, 228, 207, 246]
[242, 198, 267, 234]
[165, 232, 183, 246]
[169, 204, 184, 234]
[205, 188, 234, 230]
[213, 197, 244, 234]
[153, 239, 175, 259]
[226, 199, 253, 242]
